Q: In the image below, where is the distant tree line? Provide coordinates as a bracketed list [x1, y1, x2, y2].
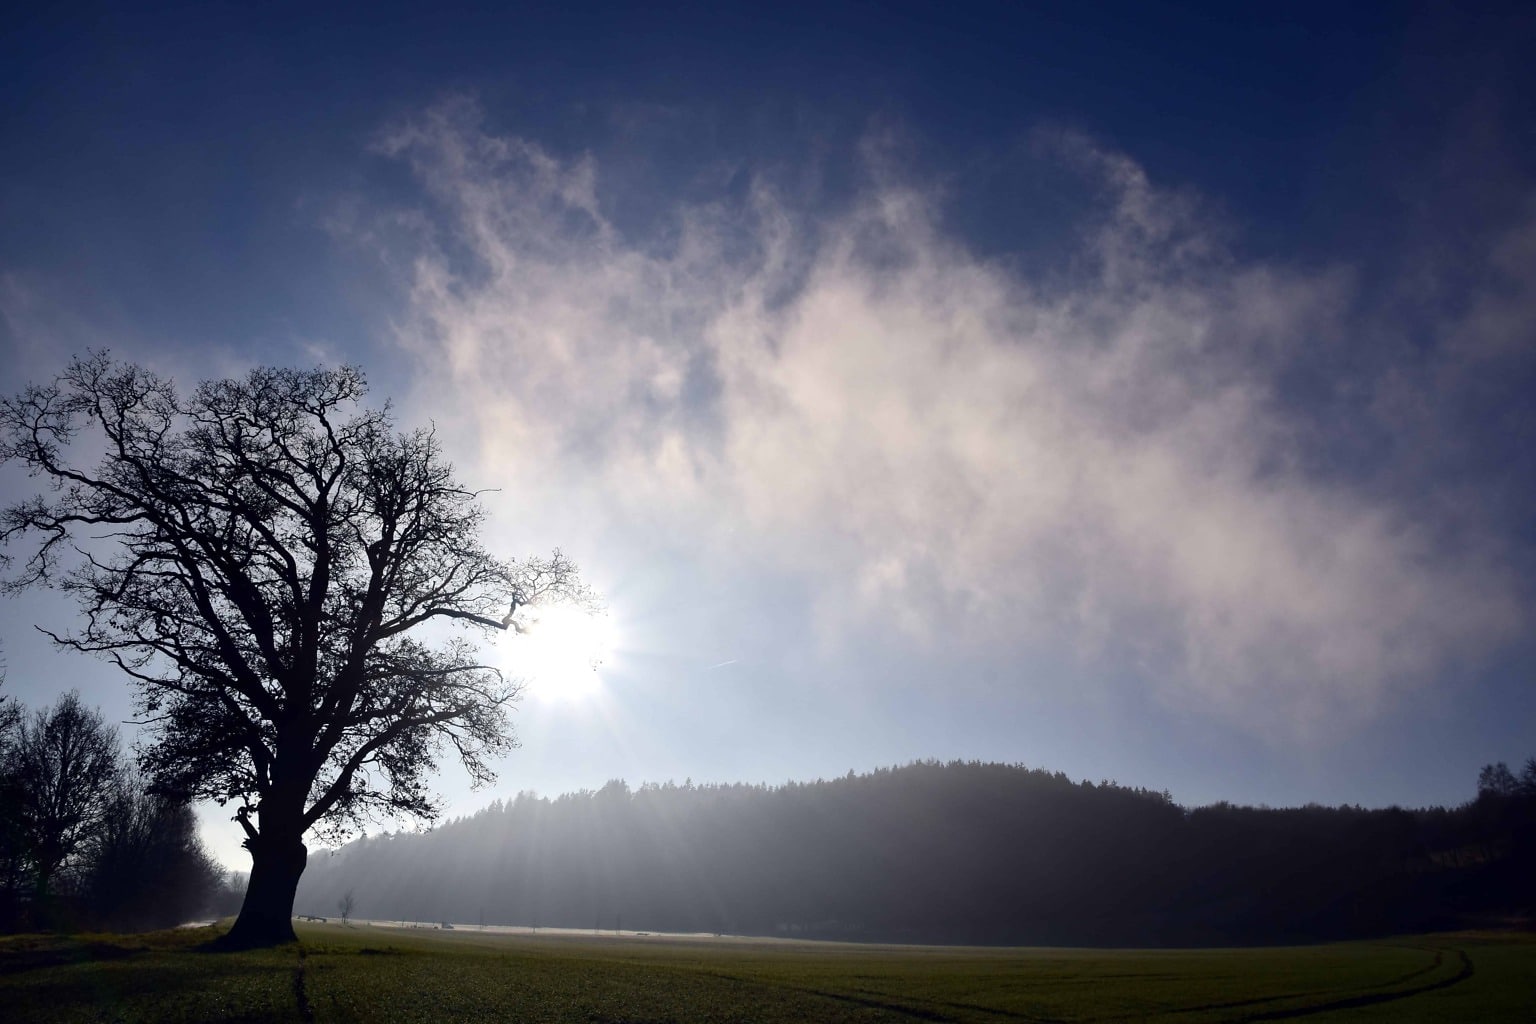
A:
[0, 685, 235, 933]
[296, 760, 1536, 946]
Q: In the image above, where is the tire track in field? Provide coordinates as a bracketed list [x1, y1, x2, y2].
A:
[845, 985, 1071, 1024]
[789, 984, 1069, 1024]
[1234, 947, 1473, 1022]
[909, 994, 1072, 1023]
[1166, 946, 1447, 1016]
[683, 968, 1067, 1024]
[689, 971, 963, 1023]
[1376, 944, 1452, 986]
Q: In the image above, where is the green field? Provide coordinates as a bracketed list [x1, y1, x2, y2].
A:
[3, 923, 1532, 1023]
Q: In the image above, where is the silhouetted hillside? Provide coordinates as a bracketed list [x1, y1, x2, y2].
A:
[296, 760, 1536, 945]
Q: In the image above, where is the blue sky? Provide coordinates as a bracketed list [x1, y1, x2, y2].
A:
[3, 2, 1535, 867]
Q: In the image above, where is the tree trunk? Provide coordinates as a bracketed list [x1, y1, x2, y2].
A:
[220, 828, 307, 948]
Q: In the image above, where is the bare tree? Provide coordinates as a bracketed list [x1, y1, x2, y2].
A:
[339, 887, 355, 925]
[0, 669, 32, 915]
[86, 779, 222, 930]
[0, 648, 19, 739]
[8, 692, 121, 897]
[1478, 762, 1520, 798]
[0, 355, 591, 947]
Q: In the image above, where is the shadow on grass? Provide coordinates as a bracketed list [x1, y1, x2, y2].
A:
[2, 929, 306, 1024]
[0, 939, 140, 975]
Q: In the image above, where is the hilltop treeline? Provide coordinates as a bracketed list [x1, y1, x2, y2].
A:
[296, 759, 1536, 945]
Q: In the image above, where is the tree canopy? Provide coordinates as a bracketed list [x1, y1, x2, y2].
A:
[0, 354, 590, 945]
[5, 692, 119, 898]
[0, 687, 222, 932]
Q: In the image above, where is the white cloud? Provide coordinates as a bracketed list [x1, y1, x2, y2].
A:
[360, 98, 1526, 735]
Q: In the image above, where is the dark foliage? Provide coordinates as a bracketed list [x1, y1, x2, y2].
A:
[4, 693, 119, 900]
[83, 782, 223, 931]
[0, 691, 220, 933]
[0, 685, 23, 919]
[0, 355, 589, 946]
[297, 759, 1536, 946]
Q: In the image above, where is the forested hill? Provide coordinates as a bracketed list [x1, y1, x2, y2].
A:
[295, 760, 1536, 946]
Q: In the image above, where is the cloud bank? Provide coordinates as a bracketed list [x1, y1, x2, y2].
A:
[359, 97, 1528, 734]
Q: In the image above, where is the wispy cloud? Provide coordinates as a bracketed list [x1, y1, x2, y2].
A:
[358, 96, 1528, 735]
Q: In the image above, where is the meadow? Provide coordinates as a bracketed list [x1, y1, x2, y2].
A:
[2, 922, 1531, 1023]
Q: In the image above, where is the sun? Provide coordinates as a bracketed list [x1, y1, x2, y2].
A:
[502, 602, 614, 700]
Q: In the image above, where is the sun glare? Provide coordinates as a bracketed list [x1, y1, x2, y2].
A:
[503, 603, 614, 700]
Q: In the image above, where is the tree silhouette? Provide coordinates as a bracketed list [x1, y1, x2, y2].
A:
[0, 355, 590, 947]
[85, 780, 222, 931]
[339, 887, 355, 924]
[1478, 762, 1520, 798]
[0, 674, 22, 918]
[7, 692, 120, 900]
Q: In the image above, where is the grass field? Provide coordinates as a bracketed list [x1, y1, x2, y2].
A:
[2, 922, 1532, 1023]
